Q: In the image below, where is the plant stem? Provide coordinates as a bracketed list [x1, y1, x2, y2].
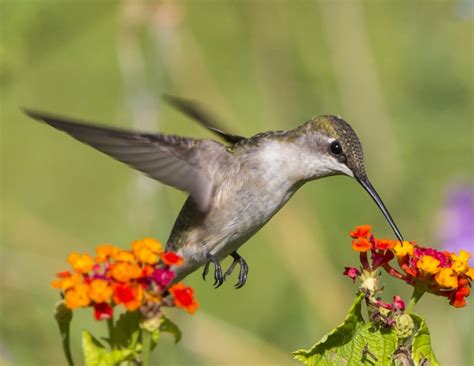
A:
[107, 317, 115, 349]
[62, 322, 74, 366]
[141, 329, 152, 366]
[406, 285, 425, 313]
[54, 302, 74, 366]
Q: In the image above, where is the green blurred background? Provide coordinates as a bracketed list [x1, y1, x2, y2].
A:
[1, 0, 473, 365]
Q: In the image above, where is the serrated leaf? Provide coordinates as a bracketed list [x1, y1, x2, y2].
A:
[292, 293, 364, 363]
[82, 330, 133, 366]
[410, 314, 440, 366]
[292, 293, 397, 366]
[160, 315, 182, 343]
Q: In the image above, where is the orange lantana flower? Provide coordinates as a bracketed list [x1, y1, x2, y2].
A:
[160, 252, 184, 266]
[350, 225, 371, 239]
[132, 238, 163, 264]
[67, 252, 94, 274]
[95, 244, 119, 263]
[450, 278, 471, 308]
[347, 224, 473, 308]
[88, 279, 113, 304]
[352, 237, 372, 252]
[112, 250, 135, 263]
[109, 262, 142, 283]
[169, 283, 199, 314]
[113, 283, 143, 311]
[375, 239, 395, 250]
[52, 237, 199, 320]
[65, 283, 90, 309]
[51, 271, 82, 290]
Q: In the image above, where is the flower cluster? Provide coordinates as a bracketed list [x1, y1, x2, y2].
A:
[368, 295, 409, 332]
[52, 238, 198, 320]
[345, 225, 473, 308]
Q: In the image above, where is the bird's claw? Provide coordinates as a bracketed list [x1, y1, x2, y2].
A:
[202, 253, 224, 288]
[224, 252, 249, 289]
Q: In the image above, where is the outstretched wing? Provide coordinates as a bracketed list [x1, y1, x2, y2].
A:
[24, 109, 230, 211]
[163, 94, 246, 144]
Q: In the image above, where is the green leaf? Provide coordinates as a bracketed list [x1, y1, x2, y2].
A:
[292, 293, 398, 365]
[114, 310, 141, 350]
[292, 293, 364, 363]
[159, 315, 182, 344]
[410, 314, 440, 366]
[150, 327, 160, 351]
[82, 330, 105, 366]
[148, 315, 182, 350]
[81, 330, 133, 366]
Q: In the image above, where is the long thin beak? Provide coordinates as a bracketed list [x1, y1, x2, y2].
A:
[357, 177, 404, 241]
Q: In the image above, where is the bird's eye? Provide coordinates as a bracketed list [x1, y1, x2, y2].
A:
[330, 141, 342, 155]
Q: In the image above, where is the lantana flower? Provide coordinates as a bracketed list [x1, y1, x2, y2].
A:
[51, 238, 199, 320]
[113, 283, 144, 311]
[67, 252, 94, 274]
[64, 283, 91, 309]
[88, 279, 113, 304]
[160, 252, 184, 266]
[344, 225, 473, 308]
[342, 267, 361, 283]
[51, 271, 82, 291]
[132, 237, 163, 264]
[169, 283, 199, 314]
[95, 243, 119, 263]
[350, 224, 372, 239]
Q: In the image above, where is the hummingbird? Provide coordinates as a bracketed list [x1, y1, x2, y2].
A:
[24, 95, 403, 289]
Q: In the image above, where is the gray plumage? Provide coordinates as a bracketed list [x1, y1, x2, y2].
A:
[24, 101, 403, 288]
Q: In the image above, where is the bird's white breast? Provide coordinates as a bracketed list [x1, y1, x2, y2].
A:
[209, 141, 309, 257]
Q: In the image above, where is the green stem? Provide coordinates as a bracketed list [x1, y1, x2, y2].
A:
[406, 285, 426, 313]
[61, 322, 74, 366]
[141, 329, 151, 366]
[107, 317, 115, 349]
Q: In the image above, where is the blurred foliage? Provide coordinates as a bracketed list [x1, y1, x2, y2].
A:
[0, 0, 472, 365]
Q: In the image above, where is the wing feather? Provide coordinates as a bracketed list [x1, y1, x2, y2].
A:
[163, 94, 246, 144]
[24, 109, 231, 211]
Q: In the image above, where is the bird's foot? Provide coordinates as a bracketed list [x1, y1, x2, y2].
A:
[224, 252, 249, 289]
[202, 253, 224, 288]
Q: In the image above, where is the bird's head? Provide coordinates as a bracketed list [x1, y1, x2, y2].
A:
[301, 115, 403, 241]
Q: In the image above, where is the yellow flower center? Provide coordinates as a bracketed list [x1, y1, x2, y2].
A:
[466, 267, 474, 280]
[393, 241, 415, 257]
[416, 255, 441, 275]
[434, 268, 458, 289]
[450, 250, 471, 274]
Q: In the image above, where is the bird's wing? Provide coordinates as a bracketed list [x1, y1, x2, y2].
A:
[163, 94, 246, 144]
[25, 109, 231, 211]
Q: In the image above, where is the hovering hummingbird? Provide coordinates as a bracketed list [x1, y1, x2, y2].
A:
[24, 96, 403, 289]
